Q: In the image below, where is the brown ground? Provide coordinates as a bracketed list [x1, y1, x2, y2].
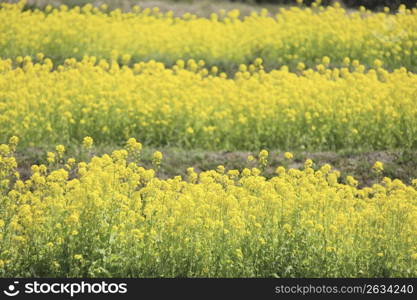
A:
[15, 146, 417, 188]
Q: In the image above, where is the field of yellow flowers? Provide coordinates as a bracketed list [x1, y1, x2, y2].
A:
[0, 0, 416, 278]
[1, 1, 417, 71]
[1, 137, 417, 277]
[0, 57, 416, 150]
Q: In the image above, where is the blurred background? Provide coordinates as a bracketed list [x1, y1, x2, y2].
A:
[1, 0, 417, 15]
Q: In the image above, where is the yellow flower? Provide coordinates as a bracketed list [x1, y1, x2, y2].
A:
[251, 168, 261, 176]
[8, 136, 19, 150]
[47, 152, 55, 164]
[216, 165, 225, 174]
[227, 169, 239, 179]
[56, 144, 65, 158]
[125, 138, 142, 153]
[82, 136, 93, 149]
[208, 66, 217, 75]
[346, 176, 358, 187]
[152, 151, 163, 166]
[284, 152, 293, 160]
[275, 166, 285, 176]
[372, 161, 384, 173]
[373, 59, 383, 68]
[254, 58, 263, 66]
[67, 158, 76, 166]
[73, 254, 83, 260]
[296, 62, 305, 71]
[259, 150, 269, 168]
[238, 64, 247, 72]
[242, 168, 251, 177]
[36, 53, 44, 61]
[343, 57, 350, 66]
[304, 159, 313, 169]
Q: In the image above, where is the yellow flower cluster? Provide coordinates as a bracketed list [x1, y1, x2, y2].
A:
[0, 57, 416, 150]
[1, 1, 416, 71]
[0, 139, 416, 277]
[0, 0, 416, 278]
